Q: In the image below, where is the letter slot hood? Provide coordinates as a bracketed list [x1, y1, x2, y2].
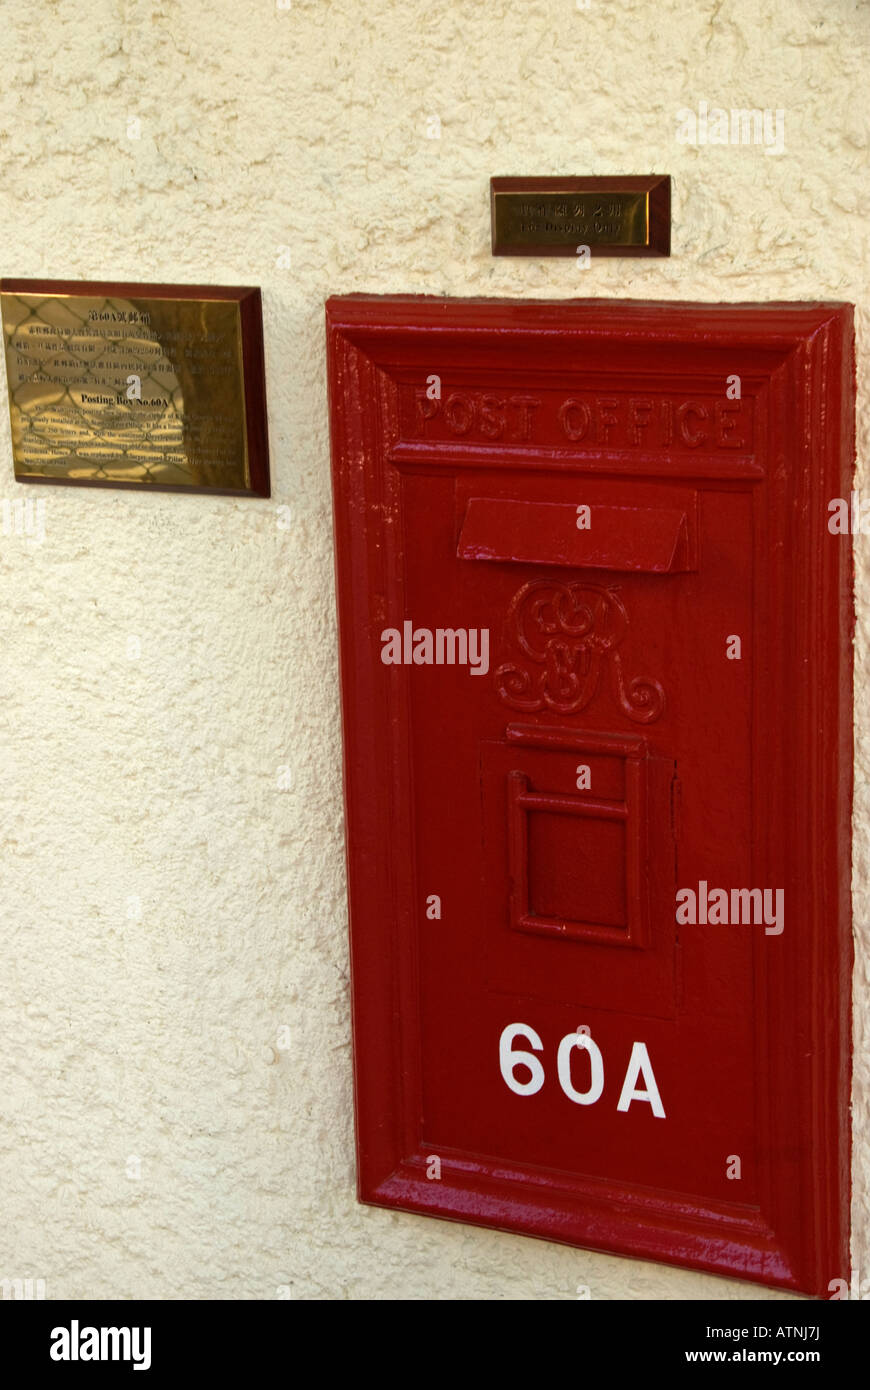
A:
[458, 497, 692, 572]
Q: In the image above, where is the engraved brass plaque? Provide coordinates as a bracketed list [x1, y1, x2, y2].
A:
[0, 280, 270, 494]
[491, 176, 670, 257]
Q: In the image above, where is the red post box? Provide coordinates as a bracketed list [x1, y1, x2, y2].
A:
[326, 294, 854, 1296]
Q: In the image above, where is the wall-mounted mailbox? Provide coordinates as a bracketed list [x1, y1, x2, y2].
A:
[326, 294, 854, 1297]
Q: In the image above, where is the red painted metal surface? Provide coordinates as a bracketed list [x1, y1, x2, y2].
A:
[326, 294, 854, 1296]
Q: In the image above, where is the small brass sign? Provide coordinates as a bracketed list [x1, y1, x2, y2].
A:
[491, 176, 670, 257]
[0, 279, 270, 494]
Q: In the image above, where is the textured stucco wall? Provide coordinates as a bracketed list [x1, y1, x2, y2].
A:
[0, 0, 866, 1301]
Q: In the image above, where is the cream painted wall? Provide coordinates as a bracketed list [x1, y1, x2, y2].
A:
[0, 0, 866, 1301]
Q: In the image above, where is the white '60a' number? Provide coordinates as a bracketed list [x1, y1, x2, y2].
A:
[498, 1023, 666, 1117]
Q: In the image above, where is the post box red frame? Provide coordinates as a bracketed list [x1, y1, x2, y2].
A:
[326, 294, 854, 1297]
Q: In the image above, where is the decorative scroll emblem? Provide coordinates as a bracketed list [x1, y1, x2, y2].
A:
[496, 580, 665, 724]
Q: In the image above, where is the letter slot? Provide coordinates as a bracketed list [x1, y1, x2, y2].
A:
[458, 497, 693, 572]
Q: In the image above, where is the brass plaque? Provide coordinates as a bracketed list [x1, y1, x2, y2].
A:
[1, 280, 270, 495]
[491, 176, 670, 257]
